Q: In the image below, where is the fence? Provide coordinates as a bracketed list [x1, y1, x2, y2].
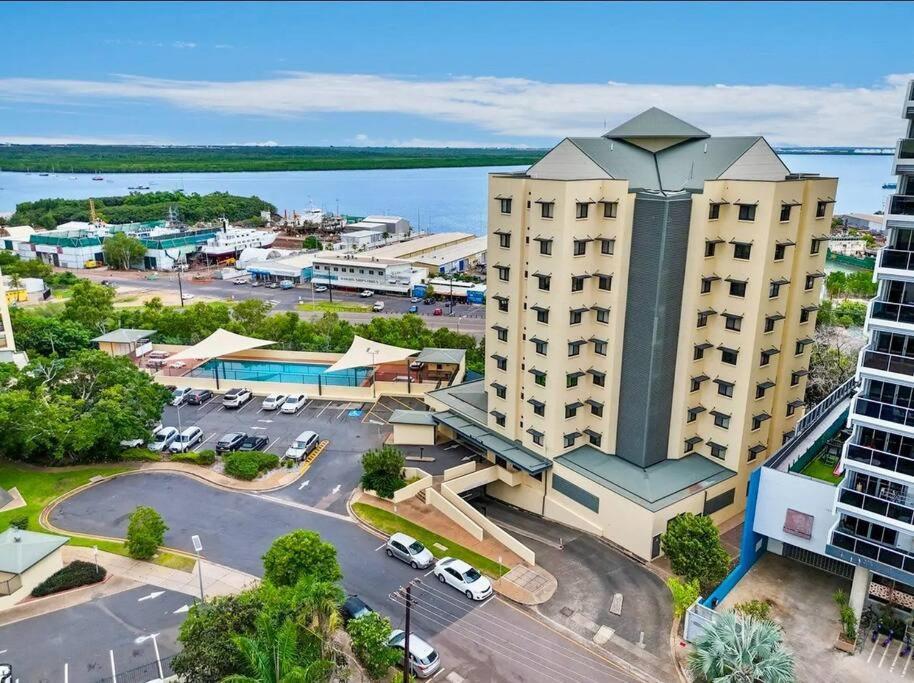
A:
[94, 654, 175, 683]
[684, 599, 719, 643]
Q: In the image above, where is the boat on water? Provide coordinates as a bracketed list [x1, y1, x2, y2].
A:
[38, 173, 49, 177]
[883, 182, 898, 190]
[92, 176, 104, 181]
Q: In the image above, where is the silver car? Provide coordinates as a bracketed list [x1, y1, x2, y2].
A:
[388, 630, 441, 679]
[385, 532, 434, 569]
[148, 426, 178, 452]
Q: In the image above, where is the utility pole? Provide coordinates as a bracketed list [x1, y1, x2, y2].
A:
[402, 583, 412, 680]
[164, 248, 185, 307]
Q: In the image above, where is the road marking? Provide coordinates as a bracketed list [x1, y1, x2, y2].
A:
[880, 640, 891, 667]
[256, 407, 265, 414]
[299, 480, 310, 490]
[0, 649, 6, 655]
[64, 661, 68, 683]
[891, 641, 904, 672]
[869, 638, 879, 662]
[138, 590, 165, 602]
[904, 647, 913, 676]
[257, 419, 274, 423]
[331, 484, 341, 495]
[375, 543, 386, 552]
[198, 433, 216, 448]
[174, 604, 191, 614]
[109, 649, 117, 681]
[254, 494, 353, 522]
[197, 397, 215, 409]
[423, 568, 436, 577]
[266, 437, 281, 452]
[316, 402, 331, 418]
[251, 426, 267, 431]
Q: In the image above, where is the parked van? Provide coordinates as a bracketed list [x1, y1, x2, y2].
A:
[169, 426, 204, 453]
[279, 280, 294, 290]
[284, 430, 320, 461]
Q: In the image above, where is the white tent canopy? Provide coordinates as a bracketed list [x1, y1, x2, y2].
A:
[325, 335, 417, 374]
[167, 328, 276, 362]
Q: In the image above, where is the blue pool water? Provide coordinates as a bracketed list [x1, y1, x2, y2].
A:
[190, 359, 372, 386]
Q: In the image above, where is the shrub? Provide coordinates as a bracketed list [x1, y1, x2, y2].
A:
[9, 515, 28, 530]
[31, 560, 106, 597]
[120, 448, 162, 462]
[347, 612, 399, 679]
[172, 449, 216, 466]
[733, 599, 772, 622]
[667, 577, 700, 619]
[361, 445, 406, 498]
[224, 451, 278, 480]
[660, 513, 731, 592]
[262, 530, 341, 586]
[126, 505, 168, 560]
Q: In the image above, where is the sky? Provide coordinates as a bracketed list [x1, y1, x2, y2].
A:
[1, 1, 912, 148]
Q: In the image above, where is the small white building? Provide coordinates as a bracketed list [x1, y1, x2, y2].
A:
[0, 225, 35, 252]
[17, 230, 105, 269]
[340, 229, 386, 251]
[412, 236, 487, 274]
[362, 215, 411, 236]
[0, 529, 69, 610]
[246, 253, 316, 283]
[841, 212, 885, 233]
[828, 234, 869, 257]
[311, 253, 426, 294]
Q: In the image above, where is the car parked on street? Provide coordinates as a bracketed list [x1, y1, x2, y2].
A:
[222, 388, 252, 409]
[266, 281, 279, 289]
[148, 426, 179, 452]
[385, 532, 435, 569]
[359, 289, 374, 297]
[410, 296, 421, 303]
[238, 435, 269, 451]
[388, 630, 441, 679]
[233, 277, 248, 285]
[372, 301, 385, 312]
[340, 595, 374, 624]
[408, 305, 419, 313]
[433, 557, 492, 600]
[423, 297, 435, 305]
[280, 394, 307, 414]
[171, 387, 192, 406]
[169, 426, 204, 453]
[279, 280, 294, 289]
[284, 430, 320, 460]
[215, 432, 247, 453]
[186, 389, 214, 405]
[313, 285, 328, 293]
[261, 393, 287, 410]
[433, 308, 443, 316]
[251, 280, 263, 287]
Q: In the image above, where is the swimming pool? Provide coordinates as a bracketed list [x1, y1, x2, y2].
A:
[189, 359, 372, 386]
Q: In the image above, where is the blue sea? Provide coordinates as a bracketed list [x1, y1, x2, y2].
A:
[0, 154, 894, 235]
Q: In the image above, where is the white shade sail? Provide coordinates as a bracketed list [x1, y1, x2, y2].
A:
[325, 335, 417, 374]
[166, 328, 276, 362]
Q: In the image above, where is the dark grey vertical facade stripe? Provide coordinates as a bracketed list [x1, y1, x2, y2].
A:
[616, 193, 693, 468]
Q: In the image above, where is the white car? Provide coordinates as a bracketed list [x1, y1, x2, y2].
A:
[171, 387, 192, 406]
[284, 430, 320, 461]
[433, 557, 493, 601]
[222, 388, 252, 408]
[280, 393, 307, 414]
[359, 289, 374, 297]
[148, 426, 179, 452]
[388, 630, 441, 679]
[233, 277, 249, 285]
[168, 426, 203, 453]
[372, 301, 385, 312]
[313, 285, 328, 293]
[261, 393, 287, 411]
[181, 293, 195, 301]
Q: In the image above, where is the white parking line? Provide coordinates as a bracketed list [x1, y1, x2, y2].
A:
[197, 397, 216, 409]
[316, 402, 331, 418]
[868, 638, 879, 662]
[880, 640, 892, 667]
[891, 641, 904, 672]
[266, 437, 280, 452]
[375, 543, 386, 552]
[423, 568, 436, 577]
[197, 433, 217, 449]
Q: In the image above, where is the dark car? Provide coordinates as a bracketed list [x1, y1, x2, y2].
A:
[340, 595, 374, 624]
[239, 435, 269, 452]
[423, 297, 435, 305]
[215, 432, 246, 453]
[186, 389, 214, 405]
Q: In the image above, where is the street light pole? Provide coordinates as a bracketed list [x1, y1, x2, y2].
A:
[191, 534, 204, 603]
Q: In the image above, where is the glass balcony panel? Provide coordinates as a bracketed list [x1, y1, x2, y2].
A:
[900, 139, 914, 160]
[854, 397, 914, 427]
[862, 349, 914, 376]
[871, 301, 914, 325]
[891, 196, 914, 217]
[881, 249, 914, 271]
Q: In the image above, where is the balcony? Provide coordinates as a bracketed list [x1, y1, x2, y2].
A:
[869, 300, 914, 331]
[859, 347, 914, 384]
[846, 442, 914, 480]
[828, 526, 914, 584]
[887, 195, 914, 227]
[877, 249, 914, 283]
[895, 139, 914, 176]
[836, 475, 914, 527]
[852, 396, 914, 430]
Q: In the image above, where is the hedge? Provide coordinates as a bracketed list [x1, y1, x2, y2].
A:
[172, 449, 216, 466]
[31, 560, 106, 597]
[120, 448, 163, 462]
[223, 451, 279, 480]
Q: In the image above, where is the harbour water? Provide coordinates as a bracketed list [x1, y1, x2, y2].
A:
[0, 154, 894, 235]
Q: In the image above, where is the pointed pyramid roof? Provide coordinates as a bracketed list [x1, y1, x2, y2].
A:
[604, 107, 709, 140]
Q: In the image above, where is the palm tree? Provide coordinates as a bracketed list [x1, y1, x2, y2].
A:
[688, 611, 795, 683]
[223, 616, 332, 683]
[292, 577, 345, 659]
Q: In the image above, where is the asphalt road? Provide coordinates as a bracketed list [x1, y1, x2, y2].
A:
[50, 473, 639, 683]
[0, 585, 187, 683]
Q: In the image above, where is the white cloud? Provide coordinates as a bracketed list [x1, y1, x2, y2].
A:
[0, 72, 911, 146]
[346, 134, 533, 148]
[0, 134, 169, 145]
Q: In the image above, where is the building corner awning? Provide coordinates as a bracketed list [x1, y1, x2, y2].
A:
[167, 328, 276, 362]
[325, 335, 417, 374]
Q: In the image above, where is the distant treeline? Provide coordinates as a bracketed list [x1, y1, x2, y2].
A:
[10, 191, 276, 229]
[0, 145, 546, 173]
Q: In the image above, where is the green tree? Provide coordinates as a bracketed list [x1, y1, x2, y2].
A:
[302, 235, 321, 250]
[346, 612, 399, 680]
[733, 599, 772, 622]
[361, 444, 406, 498]
[63, 279, 115, 332]
[688, 611, 794, 683]
[262, 530, 342, 587]
[666, 577, 700, 619]
[9, 308, 92, 357]
[224, 615, 332, 683]
[231, 299, 273, 336]
[825, 271, 847, 299]
[845, 270, 877, 298]
[103, 232, 146, 270]
[660, 513, 730, 592]
[126, 505, 168, 560]
[290, 577, 345, 658]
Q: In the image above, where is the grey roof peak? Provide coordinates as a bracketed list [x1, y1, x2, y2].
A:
[604, 107, 709, 140]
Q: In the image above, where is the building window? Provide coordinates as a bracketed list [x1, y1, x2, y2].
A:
[495, 356, 507, 371]
[573, 240, 587, 256]
[700, 278, 713, 294]
[494, 413, 506, 427]
[690, 378, 702, 392]
[804, 275, 816, 290]
[721, 348, 738, 365]
[539, 239, 553, 255]
[564, 434, 577, 448]
[764, 317, 775, 333]
[541, 202, 555, 219]
[800, 308, 812, 324]
[531, 401, 545, 417]
[729, 280, 747, 297]
[709, 203, 721, 220]
[756, 384, 770, 399]
[791, 371, 801, 386]
[713, 412, 731, 429]
[571, 276, 585, 292]
[738, 204, 757, 221]
[810, 239, 821, 255]
[498, 233, 511, 248]
[496, 297, 509, 312]
[694, 345, 707, 360]
[592, 372, 605, 387]
[569, 309, 583, 325]
[536, 274, 551, 291]
[816, 201, 827, 218]
[566, 373, 579, 388]
[774, 243, 786, 260]
[568, 341, 582, 357]
[705, 241, 718, 257]
[589, 432, 602, 447]
[687, 409, 698, 424]
[697, 311, 710, 328]
[786, 403, 796, 417]
[795, 340, 806, 356]
[733, 243, 752, 260]
[709, 443, 727, 460]
[751, 415, 765, 431]
[724, 314, 742, 332]
[496, 266, 510, 282]
[769, 281, 782, 298]
[595, 308, 609, 324]
[499, 198, 512, 214]
[534, 339, 548, 355]
[493, 384, 507, 399]
[575, 203, 589, 219]
[780, 204, 792, 222]
[598, 275, 612, 291]
[603, 201, 618, 218]
[594, 340, 607, 356]
[717, 381, 734, 398]
[536, 308, 549, 324]
[496, 327, 508, 342]
[760, 350, 773, 367]
[590, 402, 603, 417]
[685, 439, 696, 453]
[535, 372, 546, 387]
[531, 431, 544, 446]
[565, 404, 578, 419]
[600, 239, 615, 255]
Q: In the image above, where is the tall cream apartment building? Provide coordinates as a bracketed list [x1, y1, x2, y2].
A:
[428, 108, 837, 560]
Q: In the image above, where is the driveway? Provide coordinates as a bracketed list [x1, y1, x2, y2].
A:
[0, 585, 187, 683]
[50, 473, 642, 683]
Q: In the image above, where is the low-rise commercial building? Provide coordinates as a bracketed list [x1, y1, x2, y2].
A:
[311, 253, 425, 294]
[362, 232, 476, 261]
[841, 212, 885, 233]
[341, 229, 386, 251]
[246, 253, 316, 284]
[0, 529, 68, 610]
[412, 236, 487, 274]
[361, 215, 411, 236]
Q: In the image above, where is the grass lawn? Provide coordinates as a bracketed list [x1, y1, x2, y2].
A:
[0, 460, 196, 572]
[352, 502, 510, 578]
[297, 301, 371, 313]
[800, 455, 844, 485]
